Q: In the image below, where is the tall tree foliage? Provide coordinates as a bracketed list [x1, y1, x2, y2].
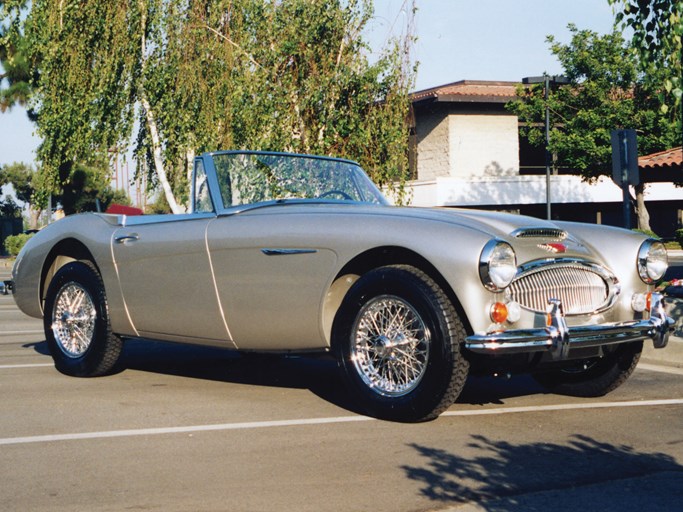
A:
[24, 0, 140, 212]
[137, 0, 414, 209]
[509, 26, 679, 229]
[10, 0, 414, 213]
[0, 0, 32, 112]
[609, 0, 682, 131]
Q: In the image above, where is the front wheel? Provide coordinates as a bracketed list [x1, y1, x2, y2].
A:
[333, 265, 469, 422]
[532, 341, 643, 397]
[44, 261, 123, 377]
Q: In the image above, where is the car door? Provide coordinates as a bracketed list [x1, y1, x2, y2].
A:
[112, 215, 234, 346]
[206, 208, 339, 350]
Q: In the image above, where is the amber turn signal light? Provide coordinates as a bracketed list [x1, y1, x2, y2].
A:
[490, 302, 508, 324]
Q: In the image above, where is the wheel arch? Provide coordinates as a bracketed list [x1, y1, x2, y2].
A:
[322, 246, 472, 345]
[40, 238, 99, 310]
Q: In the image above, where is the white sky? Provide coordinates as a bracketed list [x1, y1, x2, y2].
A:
[0, 0, 617, 169]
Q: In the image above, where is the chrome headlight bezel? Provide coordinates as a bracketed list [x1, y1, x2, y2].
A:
[479, 240, 517, 291]
[637, 239, 668, 284]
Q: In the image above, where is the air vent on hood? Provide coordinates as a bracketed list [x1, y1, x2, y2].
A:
[512, 228, 567, 240]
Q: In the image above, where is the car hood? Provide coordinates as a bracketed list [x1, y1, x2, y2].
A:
[243, 202, 566, 239]
[378, 205, 564, 239]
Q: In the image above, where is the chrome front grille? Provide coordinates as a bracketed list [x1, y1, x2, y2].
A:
[508, 261, 614, 315]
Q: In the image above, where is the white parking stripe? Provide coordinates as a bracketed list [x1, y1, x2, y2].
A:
[0, 363, 52, 369]
[0, 330, 44, 335]
[442, 398, 683, 417]
[1, 398, 681, 446]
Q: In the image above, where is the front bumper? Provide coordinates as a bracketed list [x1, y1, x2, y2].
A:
[1, 280, 14, 295]
[465, 293, 674, 360]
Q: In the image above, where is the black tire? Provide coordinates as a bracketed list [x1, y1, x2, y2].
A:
[43, 260, 123, 377]
[332, 265, 469, 422]
[532, 341, 643, 397]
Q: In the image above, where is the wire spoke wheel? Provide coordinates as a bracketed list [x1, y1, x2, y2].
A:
[51, 282, 97, 358]
[351, 295, 430, 397]
[44, 261, 123, 377]
[334, 265, 469, 422]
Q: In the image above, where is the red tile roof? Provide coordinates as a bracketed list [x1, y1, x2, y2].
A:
[411, 80, 519, 103]
[638, 146, 682, 169]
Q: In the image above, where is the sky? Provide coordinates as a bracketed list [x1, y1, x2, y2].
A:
[0, 0, 617, 169]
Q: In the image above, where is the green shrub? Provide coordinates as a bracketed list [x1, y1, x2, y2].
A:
[632, 228, 659, 239]
[676, 229, 683, 248]
[4, 233, 34, 257]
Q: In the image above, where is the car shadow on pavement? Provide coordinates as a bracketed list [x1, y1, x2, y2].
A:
[402, 434, 683, 511]
[22, 340, 50, 355]
[120, 338, 367, 416]
[23, 338, 552, 415]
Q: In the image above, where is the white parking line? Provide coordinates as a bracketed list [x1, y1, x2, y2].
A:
[1, 398, 682, 446]
[0, 363, 52, 369]
[0, 330, 44, 336]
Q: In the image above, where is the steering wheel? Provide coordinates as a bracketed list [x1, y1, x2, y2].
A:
[318, 190, 353, 201]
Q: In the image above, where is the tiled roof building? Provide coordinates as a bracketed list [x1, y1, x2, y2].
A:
[405, 80, 683, 237]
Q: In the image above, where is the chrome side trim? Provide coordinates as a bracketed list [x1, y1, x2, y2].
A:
[465, 294, 673, 360]
[118, 212, 217, 227]
[261, 248, 318, 256]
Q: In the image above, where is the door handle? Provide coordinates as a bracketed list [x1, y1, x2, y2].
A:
[115, 234, 139, 244]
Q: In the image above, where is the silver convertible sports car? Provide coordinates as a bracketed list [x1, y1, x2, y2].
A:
[7, 151, 674, 421]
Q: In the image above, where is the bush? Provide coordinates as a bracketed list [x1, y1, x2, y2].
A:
[632, 228, 659, 239]
[4, 233, 34, 257]
[676, 229, 683, 248]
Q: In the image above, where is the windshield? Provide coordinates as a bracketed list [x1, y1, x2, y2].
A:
[209, 152, 388, 209]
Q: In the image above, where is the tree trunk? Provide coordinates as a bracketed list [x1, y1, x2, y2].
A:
[140, 95, 185, 214]
[634, 183, 651, 232]
[139, 3, 184, 214]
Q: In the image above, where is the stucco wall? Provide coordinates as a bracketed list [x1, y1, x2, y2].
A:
[448, 114, 519, 178]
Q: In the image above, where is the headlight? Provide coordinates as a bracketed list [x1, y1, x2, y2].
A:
[637, 239, 668, 284]
[479, 240, 517, 291]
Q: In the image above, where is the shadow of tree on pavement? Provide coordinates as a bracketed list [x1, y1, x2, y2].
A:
[403, 434, 683, 511]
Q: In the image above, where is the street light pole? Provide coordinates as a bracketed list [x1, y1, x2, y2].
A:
[543, 74, 551, 220]
[522, 74, 569, 220]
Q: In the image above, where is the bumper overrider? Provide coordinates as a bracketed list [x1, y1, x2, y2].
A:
[1, 280, 13, 295]
[465, 292, 674, 360]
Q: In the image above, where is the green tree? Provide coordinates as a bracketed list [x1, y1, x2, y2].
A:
[15, 0, 414, 213]
[0, 0, 33, 112]
[609, 0, 682, 136]
[509, 25, 679, 229]
[24, 0, 140, 206]
[0, 161, 45, 227]
[57, 160, 131, 215]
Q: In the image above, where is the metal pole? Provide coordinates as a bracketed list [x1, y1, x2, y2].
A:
[621, 135, 631, 229]
[544, 74, 551, 220]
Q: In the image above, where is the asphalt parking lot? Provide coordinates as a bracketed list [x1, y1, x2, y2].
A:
[2, 263, 683, 511]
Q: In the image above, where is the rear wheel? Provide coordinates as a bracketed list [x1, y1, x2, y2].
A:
[532, 341, 642, 397]
[44, 261, 123, 377]
[333, 265, 469, 422]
